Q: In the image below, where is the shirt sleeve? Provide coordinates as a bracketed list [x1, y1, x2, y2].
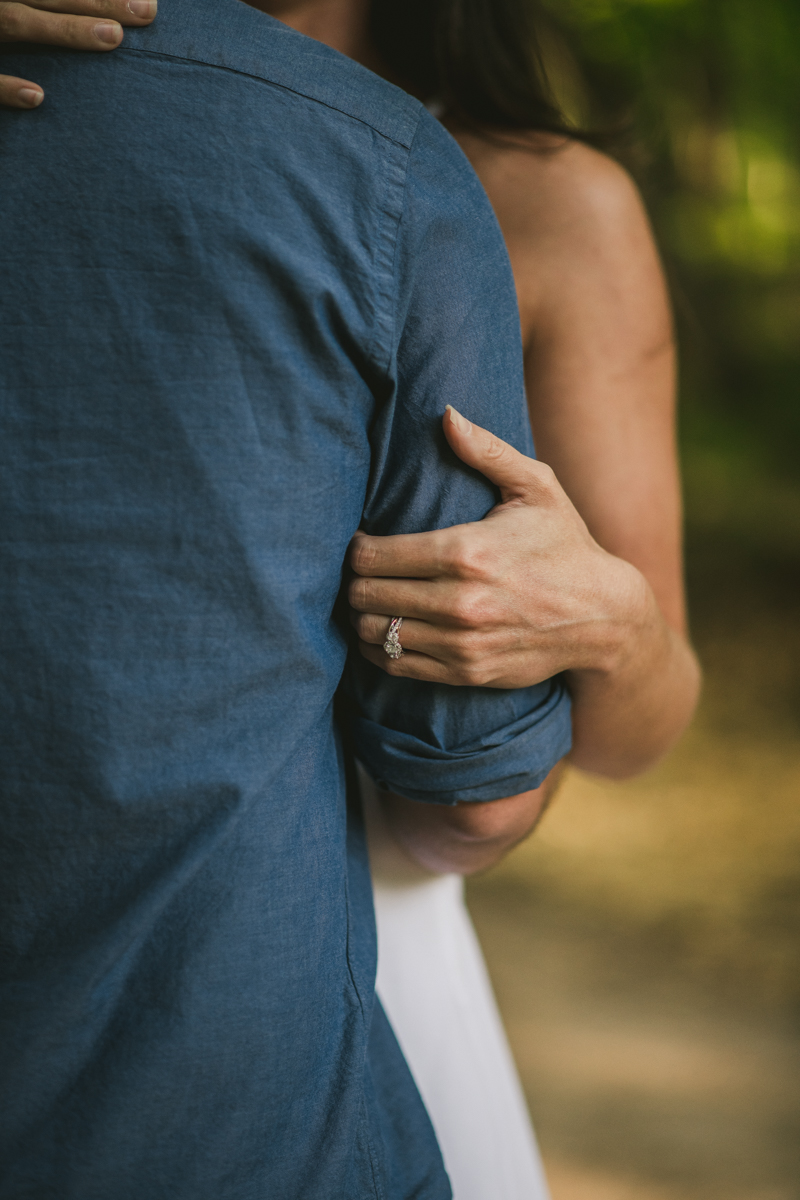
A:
[342, 108, 572, 805]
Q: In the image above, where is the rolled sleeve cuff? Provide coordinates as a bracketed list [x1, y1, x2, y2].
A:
[352, 679, 572, 805]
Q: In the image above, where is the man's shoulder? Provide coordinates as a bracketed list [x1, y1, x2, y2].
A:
[122, 0, 422, 149]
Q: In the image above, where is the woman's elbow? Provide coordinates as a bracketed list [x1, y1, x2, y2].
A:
[382, 765, 565, 875]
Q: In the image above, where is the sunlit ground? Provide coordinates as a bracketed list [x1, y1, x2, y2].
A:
[467, 458, 800, 1199]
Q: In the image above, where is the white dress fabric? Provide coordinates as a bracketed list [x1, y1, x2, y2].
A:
[360, 766, 551, 1200]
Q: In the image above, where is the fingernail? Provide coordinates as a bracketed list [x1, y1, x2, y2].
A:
[18, 87, 44, 107]
[94, 20, 122, 44]
[127, 0, 157, 17]
[446, 405, 472, 435]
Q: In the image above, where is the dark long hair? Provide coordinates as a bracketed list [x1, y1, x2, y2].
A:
[369, 0, 576, 137]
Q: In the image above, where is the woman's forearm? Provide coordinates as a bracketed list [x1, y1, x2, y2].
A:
[565, 572, 701, 777]
[349, 411, 701, 786]
[375, 765, 565, 876]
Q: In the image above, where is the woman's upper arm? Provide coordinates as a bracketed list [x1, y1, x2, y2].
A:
[490, 141, 685, 635]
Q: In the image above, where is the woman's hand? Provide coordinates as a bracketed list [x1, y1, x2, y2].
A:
[0, 0, 155, 108]
[350, 405, 648, 690]
[349, 405, 701, 778]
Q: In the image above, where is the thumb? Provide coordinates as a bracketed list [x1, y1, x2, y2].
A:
[443, 406, 543, 504]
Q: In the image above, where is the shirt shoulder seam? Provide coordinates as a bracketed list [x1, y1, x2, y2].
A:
[118, 46, 422, 150]
[384, 119, 425, 374]
[366, 133, 413, 378]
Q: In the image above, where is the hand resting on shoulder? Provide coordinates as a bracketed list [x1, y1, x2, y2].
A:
[0, 0, 156, 108]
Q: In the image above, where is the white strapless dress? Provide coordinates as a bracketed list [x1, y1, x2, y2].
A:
[360, 767, 551, 1200]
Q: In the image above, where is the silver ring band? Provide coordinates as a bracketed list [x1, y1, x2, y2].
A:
[383, 616, 404, 660]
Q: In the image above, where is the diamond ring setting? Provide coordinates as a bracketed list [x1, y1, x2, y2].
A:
[383, 616, 404, 660]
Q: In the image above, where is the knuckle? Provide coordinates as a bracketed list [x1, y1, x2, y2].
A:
[484, 433, 506, 461]
[534, 461, 558, 495]
[0, 5, 26, 40]
[450, 635, 491, 684]
[449, 593, 476, 627]
[348, 577, 370, 610]
[450, 586, 493, 629]
[446, 532, 490, 581]
[353, 613, 371, 639]
[451, 592, 480, 628]
[456, 661, 485, 687]
[452, 630, 483, 666]
[349, 537, 377, 576]
[361, 614, 385, 643]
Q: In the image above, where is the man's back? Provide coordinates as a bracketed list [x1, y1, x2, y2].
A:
[0, 3, 571, 1195]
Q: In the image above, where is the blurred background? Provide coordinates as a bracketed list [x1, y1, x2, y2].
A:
[465, 1, 800, 1197]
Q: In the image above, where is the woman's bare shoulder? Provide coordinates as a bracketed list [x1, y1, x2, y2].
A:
[454, 131, 650, 260]
[452, 130, 668, 341]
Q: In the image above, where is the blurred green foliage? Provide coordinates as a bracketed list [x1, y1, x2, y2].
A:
[521, 0, 800, 1035]
[477, 16, 800, 1186]
[539, 0, 800, 483]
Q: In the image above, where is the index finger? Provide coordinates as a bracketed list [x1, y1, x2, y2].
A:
[349, 528, 451, 579]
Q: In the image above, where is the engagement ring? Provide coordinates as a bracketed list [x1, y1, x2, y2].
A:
[383, 617, 404, 660]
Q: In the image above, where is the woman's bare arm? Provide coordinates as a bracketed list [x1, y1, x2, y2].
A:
[479, 137, 686, 631]
[479, 137, 700, 772]
[375, 765, 565, 877]
[350, 409, 700, 778]
[350, 141, 700, 781]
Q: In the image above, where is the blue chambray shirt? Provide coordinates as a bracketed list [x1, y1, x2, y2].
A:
[0, 2, 571, 1197]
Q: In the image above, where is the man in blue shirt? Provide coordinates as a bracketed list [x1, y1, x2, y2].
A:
[0, 2, 571, 1195]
